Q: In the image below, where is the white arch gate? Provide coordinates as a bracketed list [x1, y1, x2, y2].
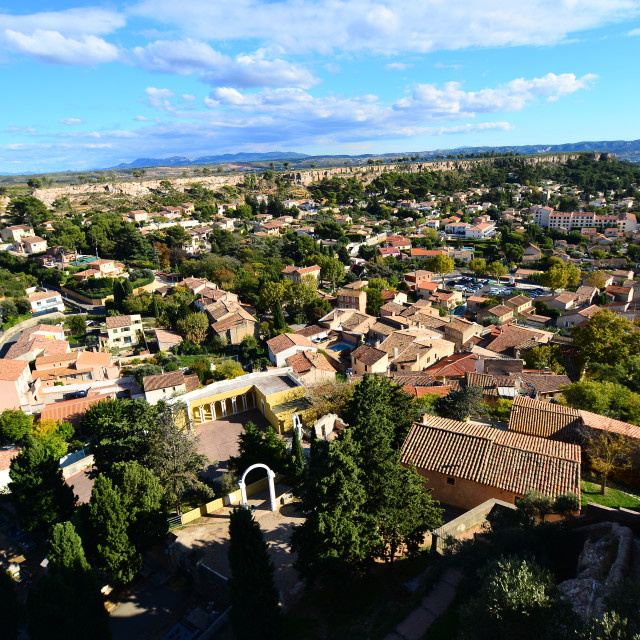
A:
[292, 412, 303, 440]
[238, 463, 277, 511]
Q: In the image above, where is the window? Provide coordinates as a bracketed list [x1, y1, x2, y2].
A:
[447, 477, 455, 486]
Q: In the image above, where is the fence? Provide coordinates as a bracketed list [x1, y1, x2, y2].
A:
[173, 475, 279, 527]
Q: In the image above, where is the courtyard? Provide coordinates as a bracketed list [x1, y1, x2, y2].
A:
[195, 408, 271, 480]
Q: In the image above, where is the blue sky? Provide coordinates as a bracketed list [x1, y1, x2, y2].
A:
[2, 0, 640, 173]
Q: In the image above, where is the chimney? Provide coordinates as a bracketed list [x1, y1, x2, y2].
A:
[394, 347, 399, 359]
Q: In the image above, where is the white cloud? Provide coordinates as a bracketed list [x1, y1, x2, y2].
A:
[59, 118, 83, 125]
[145, 87, 176, 111]
[385, 62, 412, 71]
[132, 38, 318, 88]
[393, 73, 598, 117]
[0, 8, 124, 37]
[130, 0, 640, 54]
[4, 29, 119, 65]
[628, 27, 640, 35]
[135, 115, 149, 121]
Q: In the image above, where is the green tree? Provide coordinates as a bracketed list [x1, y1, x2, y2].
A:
[149, 402, 210, 514]
[85, 398, 160, 477]
[469, 257, 487, 280]
[290, 426, 305, 492]
[562, 379, 640, 424]
[427, 253, 455, 281]
[273, 299, 287, 331]
[239, 334, 258, 361]
[318, 255, 345, 289]
[291, 430, 378, 581]
[35, 526, 109, 640]
[9, 437, 77, 532]
[459, 556, 558, 640]
[0, 569, 22, 640]
[584, 431, 636, 494]
[523, 344, 566, 374]
[365, 287, 385, 315]
[111, 461, 167, 550]
[67, 314, 87, 337]
[573, 310, 640, 368]
[0, 409, 32, 443]
[229, 422, 289, 478]
[212, 359, 245, 381]
[228, 507, 282, 640]
[88, 474, 141, 584]
[176, 312, 209, 344]
[435, 386, 485, 421]
[7, 195, 49, 227]
[486, 260, 507, 279]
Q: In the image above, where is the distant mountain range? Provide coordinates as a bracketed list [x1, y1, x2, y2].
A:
[107, 139, 640, 171]
[108, 151, 309, 169]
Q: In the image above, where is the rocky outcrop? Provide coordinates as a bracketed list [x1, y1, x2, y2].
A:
[31, 152, 590, 207]
[557, 522, 634, 619]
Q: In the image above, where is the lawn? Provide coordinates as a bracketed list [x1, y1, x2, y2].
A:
[580, 479, 640, 511]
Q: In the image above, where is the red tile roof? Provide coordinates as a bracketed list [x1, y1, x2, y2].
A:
[508, 396, 581, 440]
[267, 332, 315, 355]
[402, 416, 581, 499]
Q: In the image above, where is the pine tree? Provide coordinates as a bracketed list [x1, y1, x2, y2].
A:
[228, 506, 282, 640]
[273, 299, 286, 331]
[88, 474, 141, 584]
[9, 436, 77, 532]
[27, 521, 110, 640]
[291, 430, 378, 581]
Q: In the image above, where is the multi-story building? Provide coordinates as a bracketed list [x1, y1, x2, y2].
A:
[105, 314, 143, 348]
[27, 290, 65, 315]
[0, 359, 40, 410]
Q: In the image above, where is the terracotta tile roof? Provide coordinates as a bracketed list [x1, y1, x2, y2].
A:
[154, 329, 183, 345]
[40, 394, 114, 427]
[518, 373, 571, 395]
[28, 290, 61, 302]
[402, 416, 581, 499]
[35, 352, 78, 368]
[578, 410, 640, 440]
[351, 344, 387, 366]
[184, 374, 201, 392]
[267, 332, 315, 355]
[0, 447, 21, 470]
[143, 370, 186, 392]
[285, 351, 335, 374]
[508, 396, 581, 440]
[506, 295, 533, 308]
[76, 351, 112, 367]
[0, 359, 28, 381]
[211, 312, 252, 334]
[380, 302, 405, 314]
[403, 384, 453, 398]
[485, 325, 546, 355]
[392, 372, 436, 386]
[424, 353, 478, 378]
[487, 304, 513, 317]
[295, 324, 326, 338]
[106, 315, 136, 329]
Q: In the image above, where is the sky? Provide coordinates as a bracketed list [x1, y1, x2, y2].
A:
[2, 1, 640, 173]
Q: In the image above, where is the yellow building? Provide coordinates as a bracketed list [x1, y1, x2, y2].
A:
[170, 368, 314, 434]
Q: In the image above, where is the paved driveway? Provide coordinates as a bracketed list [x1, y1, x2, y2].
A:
[195, 409, 271, 480]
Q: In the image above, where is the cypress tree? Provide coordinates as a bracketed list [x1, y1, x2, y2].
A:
[290, 426, 305, 493]
[87, 474, 142, 584]
[273, 299, 286, 331]
[228, 506, 282, 640]
[152, 292, 160, 319]
[27, 521, 111, 640]
[9, 436, 77, 532]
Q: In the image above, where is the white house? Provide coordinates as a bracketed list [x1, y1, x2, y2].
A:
[27, 290, 65, 315]
[465, 222, 496, 239]
[266, 333, 317, 367]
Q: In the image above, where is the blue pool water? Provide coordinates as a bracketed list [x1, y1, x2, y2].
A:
[327, 341, 353, 352]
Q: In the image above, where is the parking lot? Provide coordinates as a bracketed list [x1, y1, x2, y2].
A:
[445, 275, 550, 300]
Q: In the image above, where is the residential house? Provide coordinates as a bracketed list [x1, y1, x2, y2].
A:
[281, 264, 321, 283]
[404, 270, 433, 290]
[0, 359, 40, 410]
[505, 294, 534, 315]
[143, 370, 200, 405]
[401, 416, 581, 509]
[1, 224, 33, 242]
[294, 324, 329, 342]
[267, 333, 317, 367]
[27, 290, 64, 315]
[4, 324, 69, 361]
[442, 318, 483, 349]
[350, 344, 389, 375]
[466, 295, 489, 315]
[154, 328, 183, 351]
[522, 243, 542, 262]
[484, 324, 551, 357]
[465, 222, 496, 239]
[612, 270, 634, 285]
[429, 289, 463, 311]
[556, 304, 601, 329]
[547, 292, 579, 312]
[605, 285, 634, 304]
[379, 246, 401, 259]
[285, 351, 336, 385]
[416, 281, 441, 300]
[207, 301, 259, 345]
[335, 288, 367, 312]
[32, 351, 118, 388]
[377, 328, 455, 373]
[128, 209, 148, 223]
[13, 236, 47, 254]
[105, 314, 143, 349]
[477, 304, 514, 324]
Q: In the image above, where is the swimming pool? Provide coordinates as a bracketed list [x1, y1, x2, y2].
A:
[327, 341, 354, 352]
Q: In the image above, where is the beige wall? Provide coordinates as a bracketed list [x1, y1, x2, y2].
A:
[351, 352, 388, 376]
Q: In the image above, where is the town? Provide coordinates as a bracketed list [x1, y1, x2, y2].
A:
[1, 151, 640, 639]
